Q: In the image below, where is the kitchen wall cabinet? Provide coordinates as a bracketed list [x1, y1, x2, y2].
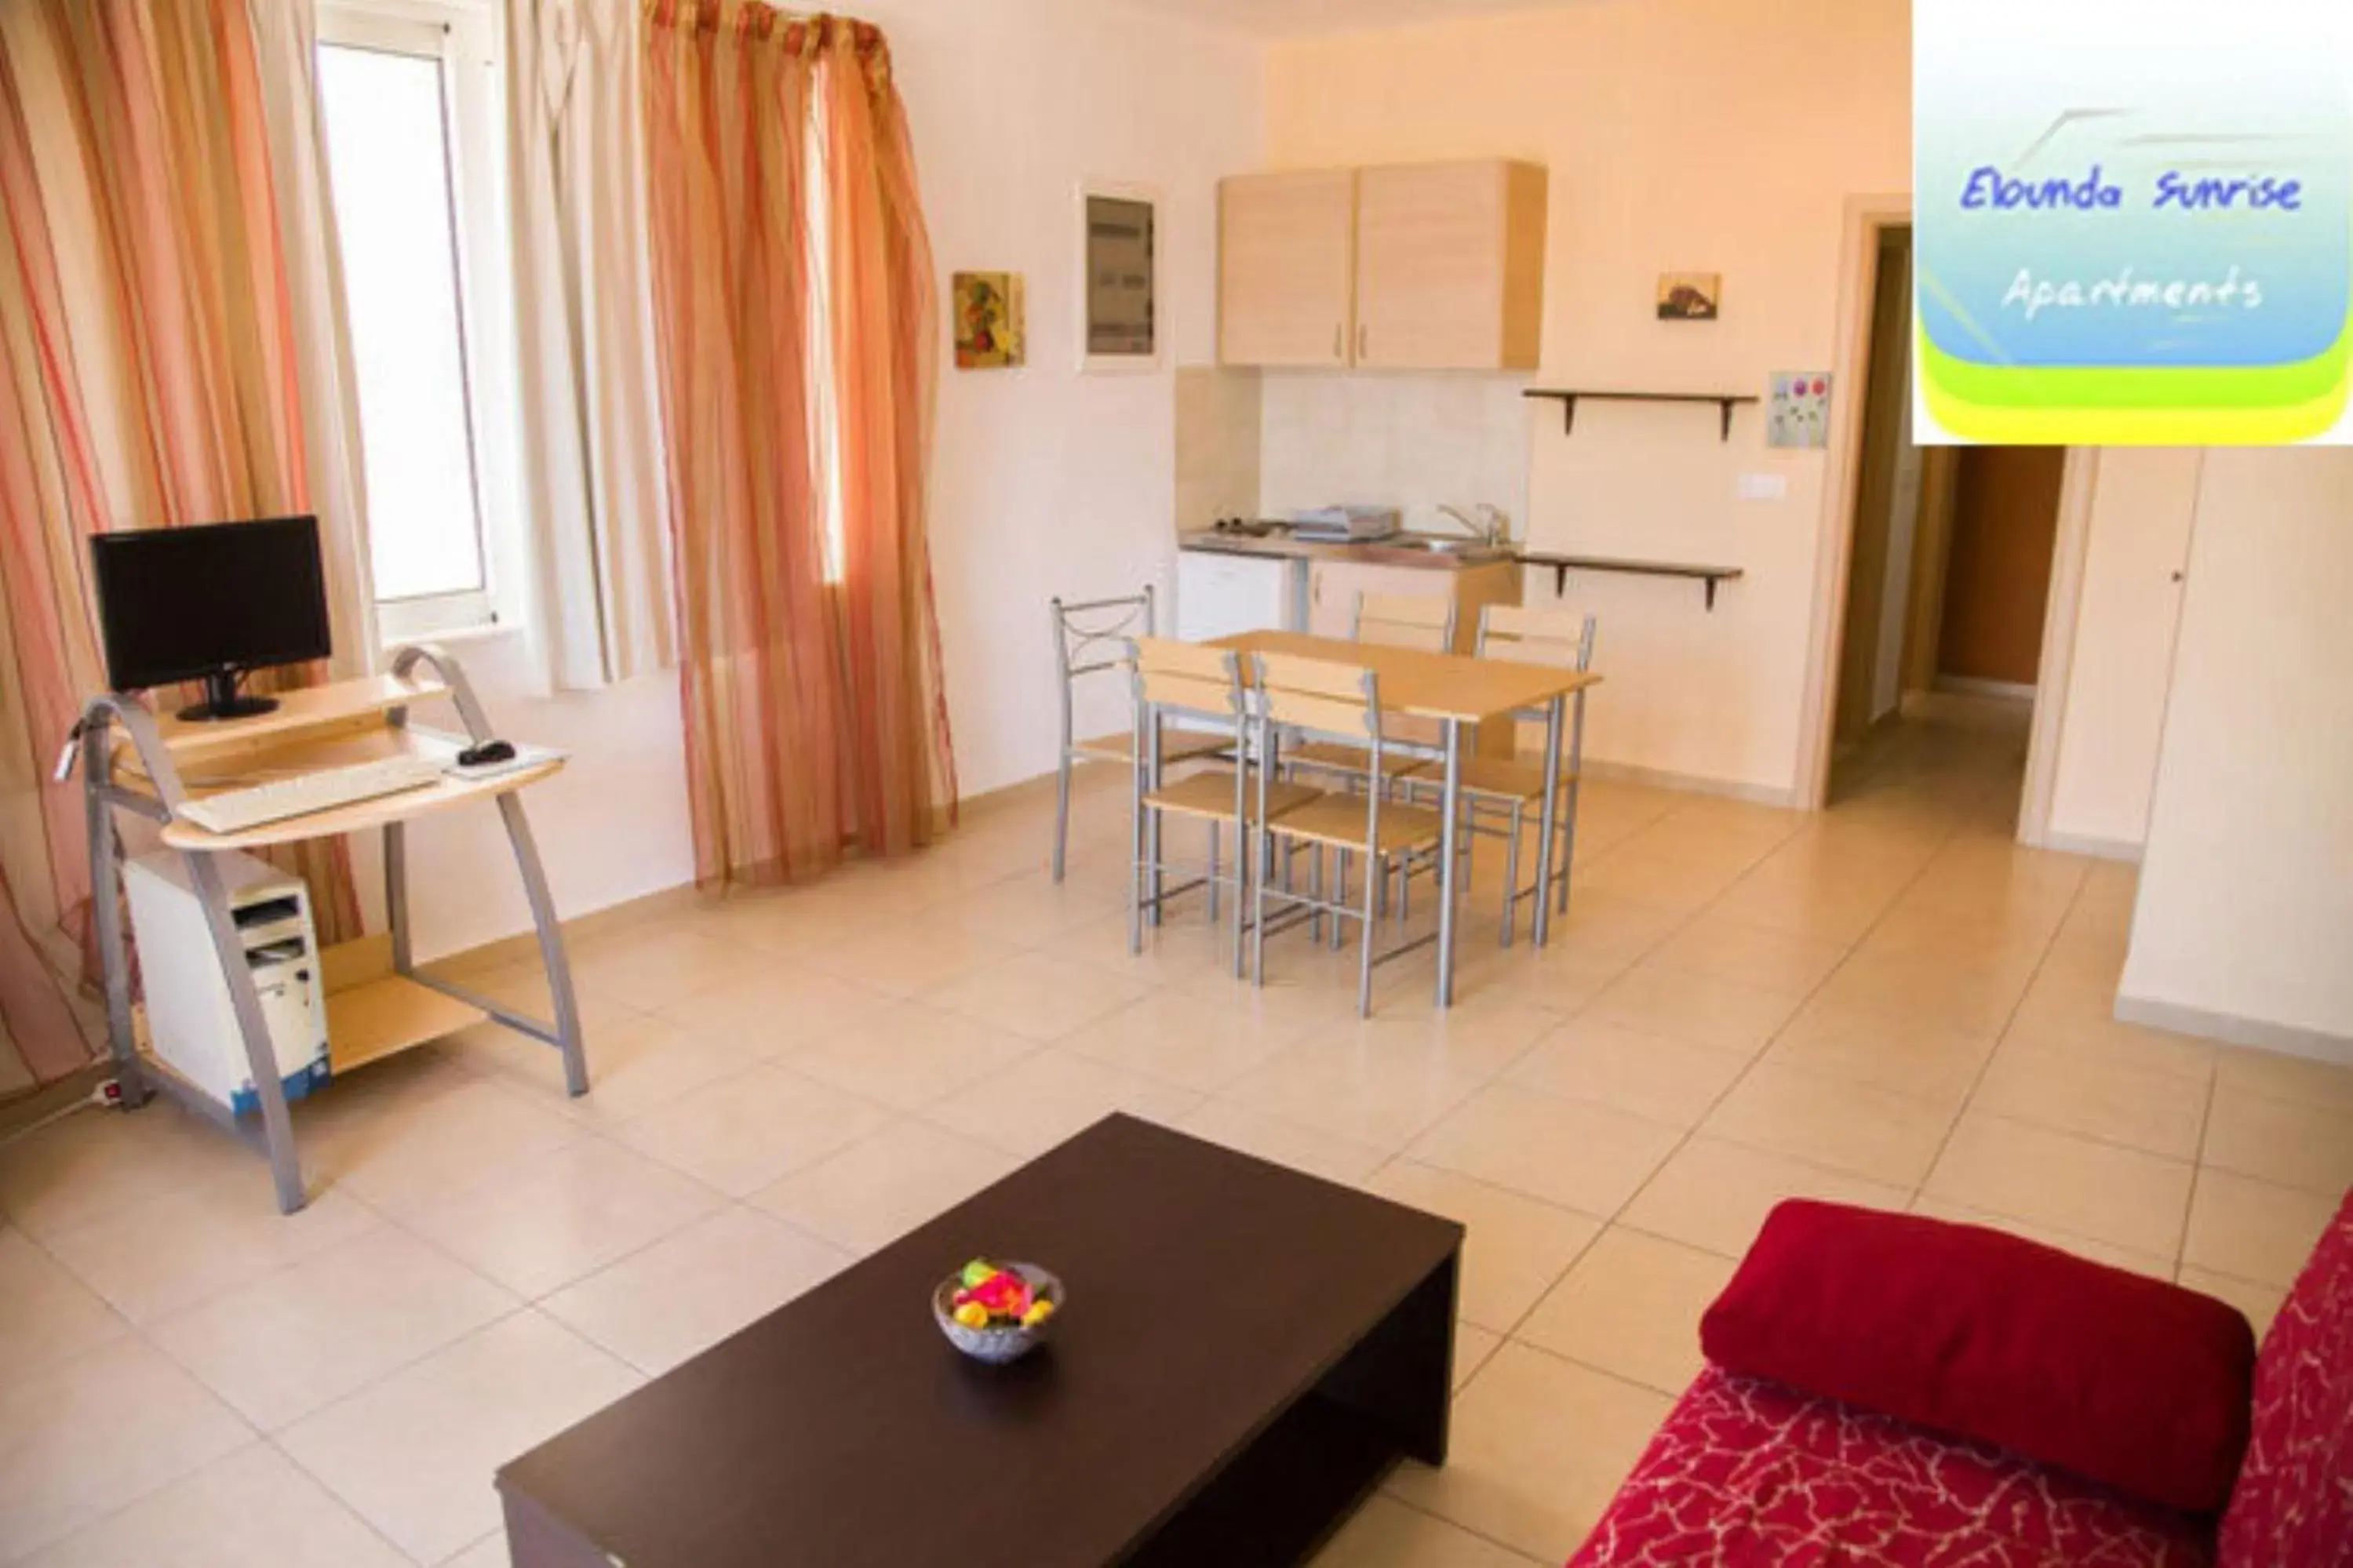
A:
[1355, 161, 1546, 370]
[1218, 159, 1546, 372]
[1217, 169, 1357, 368]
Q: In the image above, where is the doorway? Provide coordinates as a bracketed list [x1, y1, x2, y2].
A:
[1822, 221, 2072, 825]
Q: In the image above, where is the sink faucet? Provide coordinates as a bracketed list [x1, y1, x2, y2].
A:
[1435, 504, 1510, 546]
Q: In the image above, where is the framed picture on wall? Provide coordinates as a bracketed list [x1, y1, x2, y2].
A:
[952, 271, 1025, 369]
[1078, 181, 1159, 373]
[1656, 271, 1721, 320]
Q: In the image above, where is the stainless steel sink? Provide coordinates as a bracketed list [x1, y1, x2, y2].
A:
[1357, 535, 1512, 566]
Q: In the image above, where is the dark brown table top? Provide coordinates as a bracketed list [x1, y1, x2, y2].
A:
[497, 1115, 1463, 1568]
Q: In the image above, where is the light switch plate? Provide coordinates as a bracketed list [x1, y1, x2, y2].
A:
[1737, 472, 1788, 502]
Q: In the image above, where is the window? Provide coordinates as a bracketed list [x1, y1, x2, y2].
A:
[317, 3, 517, 638]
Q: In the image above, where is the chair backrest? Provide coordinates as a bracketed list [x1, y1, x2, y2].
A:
[1131, 637, 1244, 727]
[1479, 602, 1597, 671]
[1355, 591, 1455, 653]
[1481, 603, 1598, 758]
[2216, 1188, 2353, 1568]
[1252, 650, 1379, 744]
[1253, 651, 1397, 846]
[1053, 588, 1156, 748]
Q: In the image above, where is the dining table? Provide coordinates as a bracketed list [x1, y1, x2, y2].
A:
[1196, 628, 1602, 1010]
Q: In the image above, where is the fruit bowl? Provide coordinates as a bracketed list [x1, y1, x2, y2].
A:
[933, 1259, 1063, 1365]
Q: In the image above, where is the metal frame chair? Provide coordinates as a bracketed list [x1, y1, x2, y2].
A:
[1278, 590, 1475, 930]
[1249, 651, 1448, 1017]
[1285, 590, 1456, 787]
[1129, 639, 1320, 974]
[1406, 603, 1597, 944]
[1051, 588, 1223, 882]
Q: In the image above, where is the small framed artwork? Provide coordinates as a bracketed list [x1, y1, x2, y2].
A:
[952, 272, 1025, 369]
[1768, 372, 1833, 449]
[1656, 272, 1722, 320]
[1078, 181, 1158, 373]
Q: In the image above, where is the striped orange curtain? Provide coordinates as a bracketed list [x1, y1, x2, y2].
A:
[35, 0, 362, 941]
[640, 2, 955, 888]
[0, 0, 366, 1095]
[817, 17, 957, 857]
[0, 40, 111, 1089]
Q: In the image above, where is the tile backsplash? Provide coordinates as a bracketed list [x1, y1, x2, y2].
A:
[1175, 366, 1262, 533]
[1259, 372, 1533, 539]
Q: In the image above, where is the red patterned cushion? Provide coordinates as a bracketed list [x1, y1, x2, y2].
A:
[1700, 1201, 2256, 1513]
[1568, 1367, 2216, 1567]
[2216, 1187, 2353, 1568]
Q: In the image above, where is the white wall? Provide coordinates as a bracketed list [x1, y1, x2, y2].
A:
[2118, 449, 2353, 1059]
[370, 0, 2236, 965]
[865, 0, 1266, 790]
[378, 0, 1265, 955]
[1253, 1, 2208, 815]
[1264, 0, 1914, 799]
[355, 638, 695, 962]
[2042, 449, 2197, 857]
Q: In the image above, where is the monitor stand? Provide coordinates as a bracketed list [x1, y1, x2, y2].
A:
[177, 669, 279, 723]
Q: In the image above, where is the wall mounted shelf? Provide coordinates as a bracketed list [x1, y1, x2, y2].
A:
[1517, 554, 1745, 611]
[1522, 389, 1759, 441]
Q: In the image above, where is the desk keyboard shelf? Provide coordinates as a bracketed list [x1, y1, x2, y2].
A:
[158, 752, 565, 850]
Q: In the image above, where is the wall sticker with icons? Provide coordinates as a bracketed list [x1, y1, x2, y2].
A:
[1768, 372, 1832, 449]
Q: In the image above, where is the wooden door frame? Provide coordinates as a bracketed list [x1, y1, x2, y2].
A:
[1795, 194, 1913, 811]
[1834, 226, 1915, 749]
[1900, 446, 1962, 695]
[1795, 193, 2094, 842]
[2014, 448, 2100, 848]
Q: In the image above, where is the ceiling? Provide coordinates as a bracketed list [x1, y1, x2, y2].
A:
[1113, 0, 1601, 42]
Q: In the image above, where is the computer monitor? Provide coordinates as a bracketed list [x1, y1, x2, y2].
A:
[89, 516, 333, 722]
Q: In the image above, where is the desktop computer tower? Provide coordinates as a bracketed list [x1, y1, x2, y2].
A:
[123, 849, 331, 1115]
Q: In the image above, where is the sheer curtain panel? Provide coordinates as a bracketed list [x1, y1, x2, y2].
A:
[508, 0, 677, 691]
[0, 0, 375, 1097]
[640, 3, 956, 887]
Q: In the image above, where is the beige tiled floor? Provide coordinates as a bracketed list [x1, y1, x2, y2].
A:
[2, 699, 2349, 1566]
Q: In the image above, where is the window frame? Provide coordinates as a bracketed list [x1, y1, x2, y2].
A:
[318, 0, 523, 643]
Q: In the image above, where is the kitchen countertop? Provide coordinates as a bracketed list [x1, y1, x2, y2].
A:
[1178, 530, 1516, 571]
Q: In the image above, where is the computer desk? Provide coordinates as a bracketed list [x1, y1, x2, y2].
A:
[78, 644, 587, 1214]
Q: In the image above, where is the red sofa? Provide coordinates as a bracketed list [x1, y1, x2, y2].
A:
[1570, 1189, 2353, 1566]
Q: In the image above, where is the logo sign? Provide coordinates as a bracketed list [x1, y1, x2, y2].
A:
[1915, 1, 2353, 445]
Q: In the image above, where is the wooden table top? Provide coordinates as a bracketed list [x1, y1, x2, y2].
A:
[496, 1115, 1462, 1568]
[1208, 629, 1601, 723]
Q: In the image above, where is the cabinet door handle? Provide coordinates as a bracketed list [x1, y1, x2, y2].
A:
[1357, 322, 1369, 361]
[1332, 323, 1343, 361]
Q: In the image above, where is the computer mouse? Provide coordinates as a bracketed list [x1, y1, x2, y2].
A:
[457, 739, 516, 767]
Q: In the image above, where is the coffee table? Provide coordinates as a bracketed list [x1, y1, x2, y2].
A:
[497, 1115, 1464, 1566]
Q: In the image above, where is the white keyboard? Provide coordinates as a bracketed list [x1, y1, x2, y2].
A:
[177, 755, 445, 835]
